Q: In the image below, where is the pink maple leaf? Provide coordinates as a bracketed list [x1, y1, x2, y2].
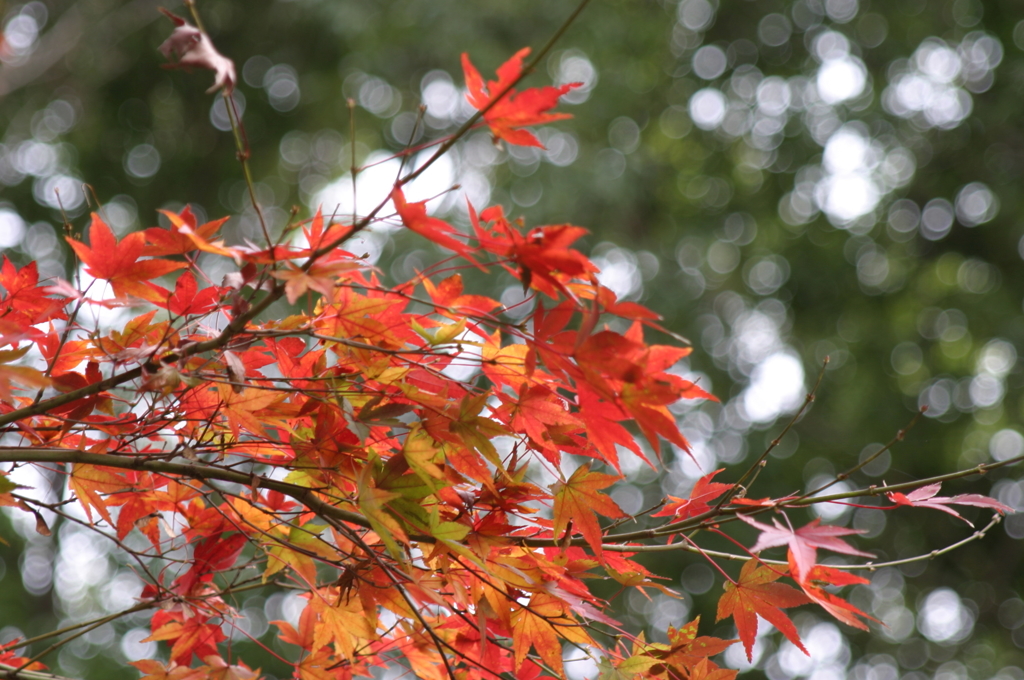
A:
[158, 9, 236, 93]
[886, 482, 1012, 527]
[738, 514, 872, 581]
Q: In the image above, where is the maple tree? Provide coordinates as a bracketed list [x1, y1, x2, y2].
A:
[0, 4, 1017, 680]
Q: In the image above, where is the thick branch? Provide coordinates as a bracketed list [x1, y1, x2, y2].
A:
[0, 667, 77, 680]
[2, 447, 1018, 552]
[0, 447, 369, 528]
[0, 285, 283, 429]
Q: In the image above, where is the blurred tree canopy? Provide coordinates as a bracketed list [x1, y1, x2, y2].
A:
[2, 0, 1024, 678]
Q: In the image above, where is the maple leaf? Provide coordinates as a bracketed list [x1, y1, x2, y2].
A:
[309, 588, 377, 659]
[173, 531, 248, 594]
[391, 186, 477, 262]
[272, 257, 367, 304]
[462, 48, 580, 148]
[497, 384, 583, 465]
[738, 514, 872, 581]
[129, 659, 207, 680]
[652, 468, 732, 521]
[0, 257, 67, 331]
[158, 9, 236, 93]
[0, 346, 50, 403]
[796, 560, 875, 630]
[470, 203, 598, 299]
[201, 656, 261, 680]
[551, 464, 626, 555]
[144, 613, 227, 666]
[597, 654, 659, 680]
[153, 270, 221, 317]
[300, 206, 355, 255]
[70, 463, 129, 525]
[511, 592, 592, 676]
[263, 524, 339, 586]
[0, 642, 47, 672]
[0, 472, 30, 511]
[422, 273, 501, 319]
[143, 206, 231, 257]
[886, 482, 1012, 526]
[115, 491, 161, 547]
[716, 558, 810, 661]
[690, 657, 740, 680]
[271, 602, 318, 651]
[66, 214, 186, 302]
[658, 616, 737, 672]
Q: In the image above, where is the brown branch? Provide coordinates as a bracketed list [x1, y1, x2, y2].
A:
[1, 447, 1019, 551]
[0, 666, 78, 680]
[604, 512, 1005, 570]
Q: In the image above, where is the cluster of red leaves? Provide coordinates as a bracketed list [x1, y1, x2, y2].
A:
[0, 39, 1012, 680]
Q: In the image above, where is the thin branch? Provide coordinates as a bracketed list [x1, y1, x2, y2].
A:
[604, 513, 1006, 571]
[806, 407, 925, 497]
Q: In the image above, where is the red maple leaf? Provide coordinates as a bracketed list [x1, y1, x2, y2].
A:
[67, 214, 186, 302]
[0, 257, 67, 332]
[716, 558, 810, 661]
[738, 514, 872, 581]
[652, 469, 732, 521]
[391, 186, 476, 262]
[796, 561, 875, 630]
[151, 270, 221, 317]
[497, 384, 583, 465]
[470, 203, 598, 299]
[0, 641, 46, 672]
[886, 482, 1012, 526]
[173, 531, 249, 594]
[145, 612, 227, 665]
[462, 48, 580, 148]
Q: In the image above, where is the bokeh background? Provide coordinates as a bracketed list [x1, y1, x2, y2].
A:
[2, 0, 1024, 678]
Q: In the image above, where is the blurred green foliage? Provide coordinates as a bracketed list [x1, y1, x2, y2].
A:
[3, 0, 1024, 678]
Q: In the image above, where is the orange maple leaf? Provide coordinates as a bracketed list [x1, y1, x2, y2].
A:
[511, 592, 591, 676]
[660, 616, 737, 671]
[70, 463, 128, 525]
[272, 257, 368, 304]
[690, 657, 740, 680]
[462, 48, 580, 148]
[716, 558, 810, 661]
[422, 273, 500, 318]
[67, 214, 186, 302]
[129, 659, 207, 680]
[0, 346, 51, 403]
[551, 464, 625, 555]
[143, 206, 231, 257]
